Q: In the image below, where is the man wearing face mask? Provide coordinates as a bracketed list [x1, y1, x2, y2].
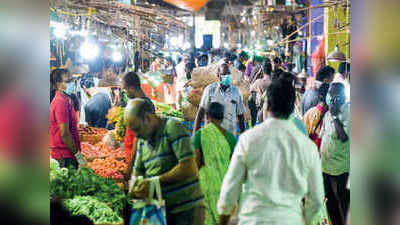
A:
[320, 82, 350, 225]
[50, 69, 87, 169]
[194, 63, 246, 136]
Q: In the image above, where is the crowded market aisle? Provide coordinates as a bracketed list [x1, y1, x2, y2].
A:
[50, 1, 350, 225]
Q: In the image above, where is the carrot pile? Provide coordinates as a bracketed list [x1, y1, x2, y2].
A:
[87, 157, 127, 180]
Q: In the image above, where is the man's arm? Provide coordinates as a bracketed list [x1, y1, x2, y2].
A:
[193, 107, 206, 133]
[237, 90, 246, 134]
[159, 157, 198, 185]
[59, 123, 79, 155]
[218, 138, 247, 224]
[124, 138, 138, 180]
[304, 145, 325, 225]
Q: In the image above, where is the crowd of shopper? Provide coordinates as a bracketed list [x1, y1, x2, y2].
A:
[50, 48, 350, 225]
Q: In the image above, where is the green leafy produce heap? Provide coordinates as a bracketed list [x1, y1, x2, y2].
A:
[50, 159, 127, 223]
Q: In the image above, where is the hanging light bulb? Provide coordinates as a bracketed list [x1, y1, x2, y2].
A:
[327, 45, 346, 62]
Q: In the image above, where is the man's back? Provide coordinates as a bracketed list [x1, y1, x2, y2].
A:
[220, 118, 324, 225]
[84, 93, 111, 128]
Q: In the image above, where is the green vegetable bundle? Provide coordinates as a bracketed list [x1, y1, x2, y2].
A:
[153, 101, 184, 120]
[64, 196, 123, 224]
[50, 167, 127, 213]
[50, 158, 68, 182]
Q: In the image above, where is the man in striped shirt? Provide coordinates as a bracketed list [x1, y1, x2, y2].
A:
[125, 99, 205, 225]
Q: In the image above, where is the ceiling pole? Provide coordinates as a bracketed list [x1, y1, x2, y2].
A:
[191, 12, 196, 58]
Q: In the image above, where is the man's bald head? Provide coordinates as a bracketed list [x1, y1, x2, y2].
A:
[125, 99, 155, 121]
[124, 99, 157, 140]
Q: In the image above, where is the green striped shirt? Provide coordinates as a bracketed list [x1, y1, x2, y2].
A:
[134, 118, 204, 214]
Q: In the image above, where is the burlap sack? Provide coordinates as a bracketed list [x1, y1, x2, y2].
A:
[182, 102, 198, 121]
[189, 64, 243, 89]
[187, 88, 204, 107]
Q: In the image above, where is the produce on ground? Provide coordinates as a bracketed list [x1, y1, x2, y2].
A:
[88, 157, 127, 180]
[64, 196, 123, 225]
[50, 164, 127, 213]
[106, 107, 126, 142]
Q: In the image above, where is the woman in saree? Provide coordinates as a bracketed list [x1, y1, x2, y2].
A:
[302, 83, 330, 150]
[192, 102, 237, 225]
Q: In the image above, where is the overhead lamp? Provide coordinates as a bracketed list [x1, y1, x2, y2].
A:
[327, 44, 346, 62]
[53, 23, 67, 39]
[80, 41, 99, 60]
[267, 39, 275, 46]
[297, 68, 309, 79]
[112, 52, 123, 62]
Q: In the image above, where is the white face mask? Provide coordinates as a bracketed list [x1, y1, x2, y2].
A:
[221, 74, 232, 87]
[65, 81, 76, 95]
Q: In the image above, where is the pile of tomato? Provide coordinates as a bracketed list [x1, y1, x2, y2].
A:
[87, 157, 127, 180]
[81, 142, 125, 159]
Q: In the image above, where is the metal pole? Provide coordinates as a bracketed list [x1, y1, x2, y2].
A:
[190, 12, 196, 61]
[305, 0, 311, 71]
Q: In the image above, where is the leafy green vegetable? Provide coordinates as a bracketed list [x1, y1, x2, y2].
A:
[153, 101, 184, 120]
[64, 196, 123, 224]
[50, 167, 127, 213]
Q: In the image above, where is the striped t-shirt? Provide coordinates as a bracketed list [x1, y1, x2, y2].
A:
[134, 118, 204, 214]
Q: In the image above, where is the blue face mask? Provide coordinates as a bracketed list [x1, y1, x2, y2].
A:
[221, 74, 232, 87]
[65, 82, 76, 95]
[199, 60, 208, 67]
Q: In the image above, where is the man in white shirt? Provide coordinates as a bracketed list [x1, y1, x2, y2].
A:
[194, 63, 246, 136]
[218, 79, 325, 225]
